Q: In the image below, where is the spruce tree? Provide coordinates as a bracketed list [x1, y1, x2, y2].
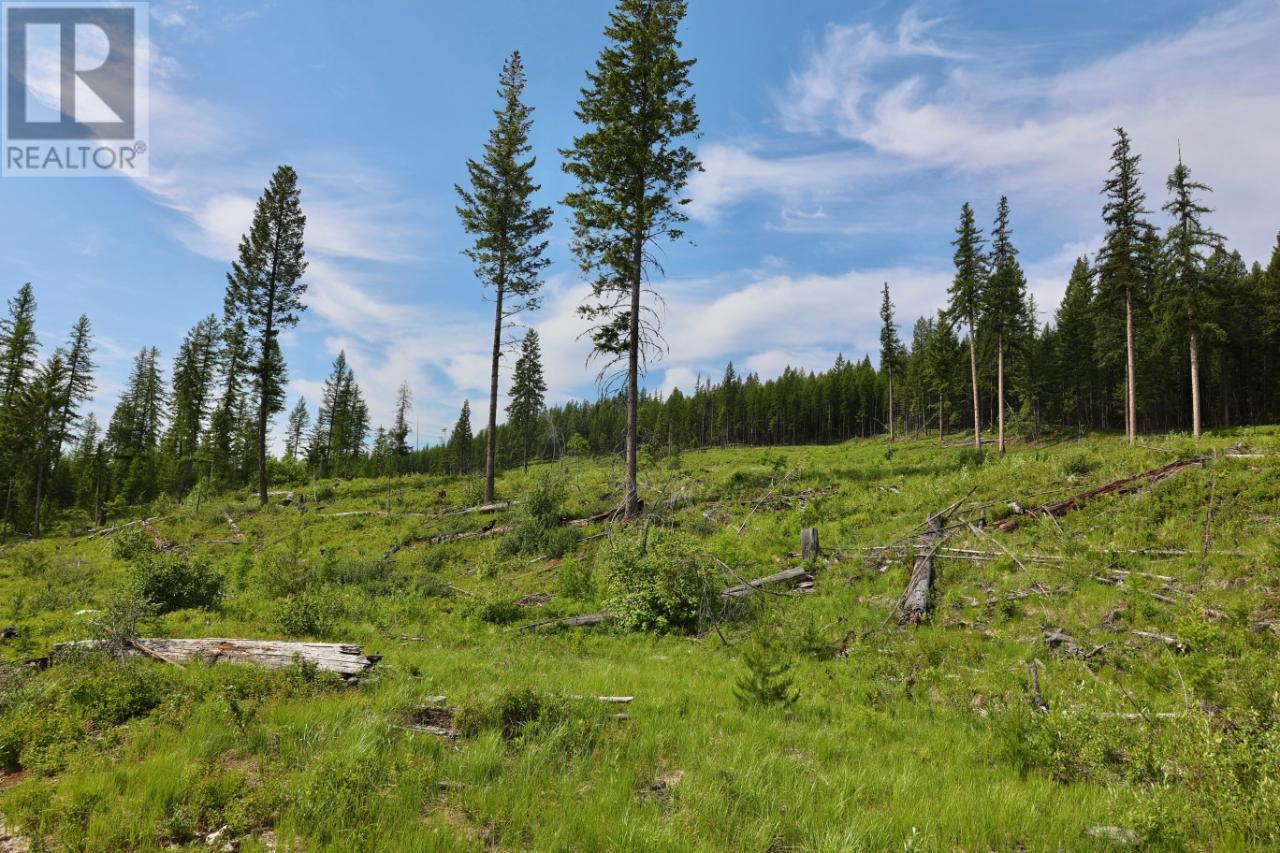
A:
[50, 314, 95, 472]
[391, 382, 413, 458]
[562, 0, 701, 518]
[449, 400, 474, 475]
[1054, 258, 1097, 428]
[457, 52, 553, 503]
[207, 318, 248, 485]
[23, 352, 67, 537]
[284, 397, 309, 462]
[879, 283, 903, 440]
[507, 329, 547, 471]
[1161, 151, 1221, 439]
[224, 165, 308, 505]
[1098, 128, 1151, 444]
[947, 203, 987, 449]
[167, 315, 220, 493]
[983, 196, 1028, 453]
[0, 283, 39, 533]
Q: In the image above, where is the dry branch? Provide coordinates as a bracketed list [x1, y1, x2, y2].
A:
[994, 457, 1205, 532]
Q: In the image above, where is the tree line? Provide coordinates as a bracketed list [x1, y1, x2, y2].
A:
[4, 0, 1280, 538]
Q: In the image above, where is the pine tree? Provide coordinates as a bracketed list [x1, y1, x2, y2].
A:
[947, 203, 986, 449]
[0, 283, 39, 533]
[1161, 150, 1222, 439]
[507, 329, 547, 471]
[283, 397, 309, 462]
[167, 315, 220, 493]
[983, 196, 1028, 453]
[449, 400, 474, 475]
[22, 352, 67, 537]
[1098, 127, 1151, 444]
[207, 318, 248, 485]
[457, 51, 553, 503]
[224, 165, 308, 505]
[562, 0, 701, 517]
[50, 314, 95, 471]
[391, 382, 413, 458]
[309, 351, 369, 472]
[1054, 258, 1097, 428]
[879, 283, 903, 440]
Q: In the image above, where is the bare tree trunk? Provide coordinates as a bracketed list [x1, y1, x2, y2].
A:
[1189, 326, 1201, 439]
[938, 392, 944, 444]
[968, 323, 981, 450]
[32, 463, 43, 538]
[997, 335, 1006, 454]
[1125, 288, 1137, 445]
[624, 238, 641, 519]
[484, 278, 505, 503]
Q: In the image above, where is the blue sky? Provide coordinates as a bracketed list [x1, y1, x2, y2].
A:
[4, 0, 1279, 448]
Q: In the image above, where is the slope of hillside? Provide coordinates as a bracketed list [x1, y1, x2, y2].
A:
[2, 431, 1279, 850]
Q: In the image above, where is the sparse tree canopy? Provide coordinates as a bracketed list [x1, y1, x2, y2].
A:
[562, 0, 701, 517]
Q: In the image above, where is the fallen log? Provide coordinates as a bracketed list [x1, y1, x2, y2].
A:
[1132, 630, 1190, 654]
[721, 566, 813, 599]
[898, 514, 945, 626]
[520, 613, 610, 632]
[223, 513, 244, 543]
[53, 638, 380, 677]
[994, 458, 1205, 532]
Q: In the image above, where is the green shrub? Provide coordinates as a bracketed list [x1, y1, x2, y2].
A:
[274, 588, 344, 637]
[468, 593, 522, 625]
[602, 530, 713, 633]
[498, 472, 567, 557]
[111, 526, 152, 560]
[130, 553, 224, 612]
[1060, 450, 1097, 477]
[557, 558, 595, 601]
[956, 447, 985, 468]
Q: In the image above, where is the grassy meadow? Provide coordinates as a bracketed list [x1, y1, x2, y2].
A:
[2, 430, 1280, 850]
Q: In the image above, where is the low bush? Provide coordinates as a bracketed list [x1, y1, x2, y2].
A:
[601, 529, 714, 633]
[273, 588, 345, 637]
[111, 526, 153, 561]
[130, 553, 224, 612]
[498, 472, 568, 557]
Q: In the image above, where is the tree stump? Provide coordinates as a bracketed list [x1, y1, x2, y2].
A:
[801, 527, 821, 561]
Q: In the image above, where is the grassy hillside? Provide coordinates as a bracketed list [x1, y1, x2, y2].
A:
[3, 431, 1280, 850]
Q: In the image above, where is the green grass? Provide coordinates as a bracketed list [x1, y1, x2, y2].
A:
[3, 429, 1280, 850]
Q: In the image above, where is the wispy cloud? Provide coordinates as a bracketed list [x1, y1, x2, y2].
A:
[693, 1, 1280, 260]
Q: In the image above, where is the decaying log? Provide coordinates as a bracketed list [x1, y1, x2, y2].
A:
[1027, 659, 1048, 712]
[223, 513, 244, 543]
[1043, 627, 1082, 656]
[994, 458, 1204, 532]
[54, 637, 380, 676]
[1131, 630, 1190, 653]
[520, 613, 610, 632]
[721, 566, 813, 599]
[898, 515, 945, 626]
[801, 527, 821, 561]
[438, 501, 512, 518]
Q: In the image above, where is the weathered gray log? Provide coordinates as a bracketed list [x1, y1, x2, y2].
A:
[55, 638, 380, 676]
[720, 567, 813, 599]
[520, 613, 610, 632]
[801, 527, 821, 560]
[898, 515, 944, 626]
[1131, 630, 1190, 653]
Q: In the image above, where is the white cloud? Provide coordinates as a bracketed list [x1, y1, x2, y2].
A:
[694, 1, 1280, 261]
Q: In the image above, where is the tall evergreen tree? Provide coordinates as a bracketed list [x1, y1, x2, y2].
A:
[283, 397, 309, 462]
[1161, 151, 1222, 438]
[562, 0, 701, 518]
[457, 52, 553, 503]
[224, 165, 308, 505]
[879, 282, 903, 440]
[23, 352, 67, 537]
[50, 314, 95, 473]
[207, 318, 249, 485]
[983, 196, 1028, 453]
[507, 329, 547, 471]
[947, 202, 987, 449]
[0, 283, 39, 533]
[449, 400, 474, 475]
[1054, 258, 1098, 428]
[167, 315, 220, 493]
[1098, 127, 1151, 444]
[391, 382, 413, 458]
